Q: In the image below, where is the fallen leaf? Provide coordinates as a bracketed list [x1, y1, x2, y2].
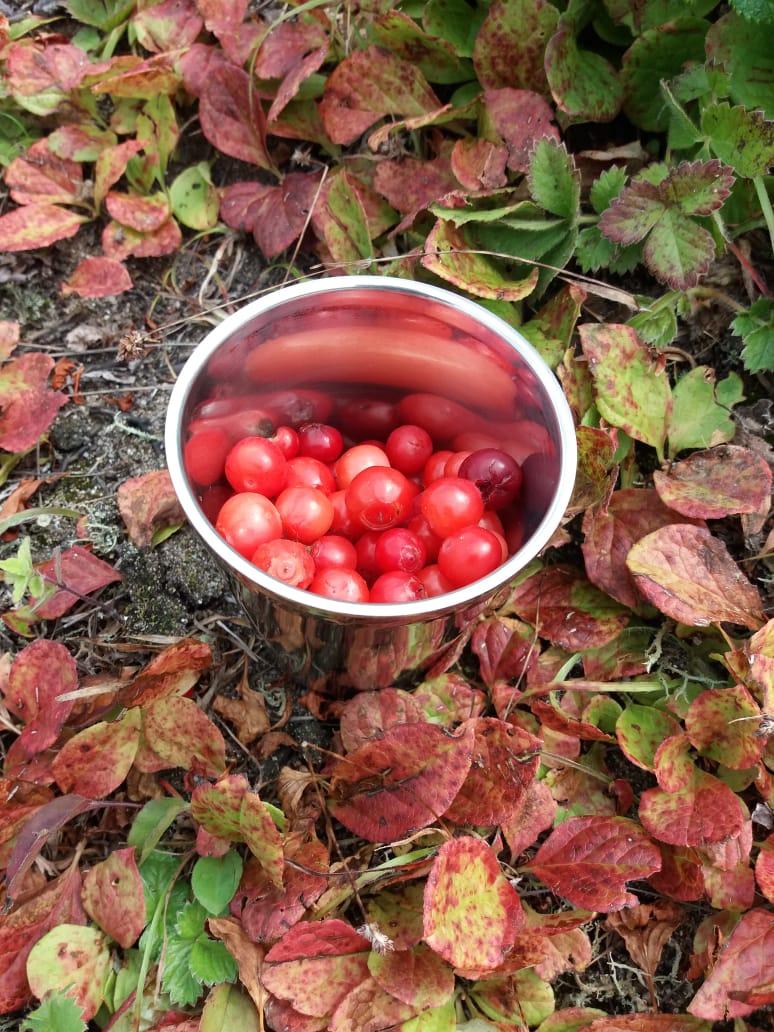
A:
[605, 900, 684, 982]
[61, 256, 133, 298]
[117, 469, 186, 548]
[423, 836, 523, 970]
[208, 916, 267, 1014]
[262, 919, 371, 1017]
[82, 846, 146, 949]
[653, 445, 773, 519]
[29, 545, 122, 621]
[525, 815, 662, 911]
[119, 638, 213, 707]
[639, 768, 747, 848]
[52, 707, 142, 798]
[143, 695, 226, 778]
[338, 687, 423, 752]
[685, 685, 764, 769]
[688, 908, 774, 1019]
[328, 721, 475, 843]
[2, 640, 76, 766]
[626, 524, 765, 629]
[0, 351, 68, 452]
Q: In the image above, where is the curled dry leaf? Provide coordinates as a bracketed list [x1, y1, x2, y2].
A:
[117, 469, 186, 548]
[604, 900, 684, 981]
[626, 524, 765, 630]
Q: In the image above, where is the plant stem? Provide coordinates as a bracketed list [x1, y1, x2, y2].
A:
[754, 174, 774, 257]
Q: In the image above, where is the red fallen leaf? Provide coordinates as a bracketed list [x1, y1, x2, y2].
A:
[653, 445, 773, 519]
[199, 63, 275, 172]
[685, 685, 763, 769]
[443, 717, 541, 826]
[254, 21, 328, 122]
[131, 0, 203, 53]
[93, 139, 146, 208]
[118, 638, 212, 707]
[474, 0, 556, 93]
[639, 768, 746, 848]
[507, 564, 630, 650]
[237, 839, 329, 944]
[423, 836, 523, 971]
[61, 257, 132, 299]
[501, 778, 557, 858]
[0, 203, 87, 253]
[373, 154, 458, 228]
[4, 794, 101, 905]
[5, 39, 92, 96]
[102, 215, 183, 260]
[330, 977, 420, 1030]
[90, 51, 181, 98]
[688, 908, 774, 1019]
[262, 919, 371, 1018]
[2, 640, 76, 764]
[362, 882, 425, 952]
[470, 615, 538, 688]
[328, 721, 475, 843]
[702, 859, 755, 912]
[338, 688, 423, 752]
[0, 321, 20, 360]
[197, 0, 263, 65]
[0, 859, 86, 1015]
[27, 545, 122, 621]
[6, 139, 85, 206]
[525, 815, 662, 911]
[220, 172, 322, 258]
[105, 190, 171, 232]
[264, 995, 328, 1031]
[451, 136, 508, 191]
[368, 942, 454, 1011]
[582, 488, 705, 609]
[648, 843, 705, 902]
[52, 707, 142, 798]
[531, 694, 616, 743]
[47, 124, 116, 161]
[117, 469, 186, 548]
[482, 88, 560, 172]
[82, 846, 146, 948]
[0, 780, 52, 871]
[626, 524, 765, 630]
[319, 45, 442, 145]
[755, 834, 774, 905]
[143, 695, 226, 778]
[0, 351, 68, 452]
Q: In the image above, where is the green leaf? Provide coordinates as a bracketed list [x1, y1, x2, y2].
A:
[589, 166, 628, 214]
[579, 322, 672, 461]
[643, 210, 717, 290]
[545, 17, 623, 122]
[177, 898, 208, 939]
[127, 797, 188, 865]
[169, 163, 219, 231]
[629, 297, 679, 348]
[192, 852, 244, 915]
[162, 933, 206, 1007]
[668, 366, 744, 454]
[706, 10, 774, 117]
[189, 936, 239, 986]
[528, 139, 580, 220]
[702, 103, 774, 178]
[421, 218, 539, 301]
[423, 0, 486, 58]
[19, 993, 87, 1032]
[575, 226, 640, 275]
[730, 0, 774, 21]
[200, 984, 260, 1032]
[732, 297, 774, 372]
[64, 0, 135, 31]
[620, 18, 709, 132]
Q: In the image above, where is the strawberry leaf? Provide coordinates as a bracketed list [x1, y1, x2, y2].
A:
[545, 17, 623, 122]
[653, 444, 773, 518]
[668, 366, 744, 453]
[61, 257, 132, 299]
[423, 836, 523, 970]
[702, 102, 774, 176]
[732, 297, 774, 373]
[688, 909, 774, 1019]
[473, 0, 559, 93]
[528, 139, 580, 220]
[328, 721, 475, 843]
[525, 815, 661, 911]
[626, 524, 766, 629]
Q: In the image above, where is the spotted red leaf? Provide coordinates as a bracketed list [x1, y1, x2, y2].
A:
[685, 685, 763, 769]
[0, 204, 86, 253]
[688, 909, 774, 1019]
[2, 640, 76, 766]
[423, 836, 523, 971]
[6, 139, 84, 206]
[639, 769, 747, 848]
[525, 815, 662, 911]
[338, 687, 423, 752]
[0, 351, 68, 451]
[262, 919, 371, 1018]
[52, 707, 142, 799]
[220, 173, 322, 259]
[582, 488, 704, 609]
[507, 564, 630, 650]
[143, 695, 226, 778]
[443, 718, 541, 826]
[328, 721, 474, 843]
[198, 63, 275, 172]
[82, 846, 146, 948]
[653, 444, 773, 519]
[118, 637, 212, 707]
[755, 835, 774, 906]
[319, 45, 441, 145]
[482, 88, 560, 172]
[626, 524, 765, 630]
[368, 942, 455, 1010]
